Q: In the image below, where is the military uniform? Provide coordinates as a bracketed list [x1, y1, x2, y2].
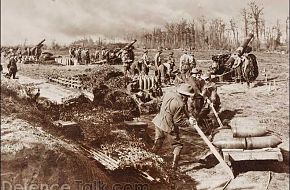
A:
[198, 75, 221, 133]
[130, 61, 142, 75]
[188, 53, 197, 70]
[154, 50, 163, 82]
[174, 62, 191, 84]
[7, 57, 18, 79]
[179, 52, 189, 72]
[163, 53, 175, 82]
[121, 50, 133, 75]
[152, 84, 195, 169]
[141, 51, 150, 75]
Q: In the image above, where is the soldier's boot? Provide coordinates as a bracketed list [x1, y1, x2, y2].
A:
[172, 154, 180, 170]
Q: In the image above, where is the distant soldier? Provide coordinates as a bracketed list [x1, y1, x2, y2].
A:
[85, 48, 90, 64]
[179, 49, 190, 72]
[231, 47, 243, 83]
[16, 48, 22, 56]
[35, 45, 43, 60]
[141, 49, 150, 75]
[121, 49, 133, 76]
[158, 62, 170, 84]
[81, 48, 87, 64]
[100, 47, 106, 60]
[127, 46, 135, 64]
[154, 49, 163, 82]
[130, 60, 143, 76]
[77, 48, 82, 63]
[174, 62, 191, 84]
[188, 52, 197, 70]
[22, 48, 28, 56]
[94, 49, 100, 61]
[163, 52, 175, 82]
[27, 47, 31, 56]
[69, 47, 75, 58]
[7, 56, 18, 79]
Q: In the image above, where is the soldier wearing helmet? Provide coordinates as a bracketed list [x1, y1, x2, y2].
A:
[198, 72, 221, 134]
[152, 83, 196, 169]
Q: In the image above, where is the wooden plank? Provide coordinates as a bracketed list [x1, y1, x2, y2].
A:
[222, 148, 283, 162]
[191, 123, 235, 179]
[228, 151, 282, 161]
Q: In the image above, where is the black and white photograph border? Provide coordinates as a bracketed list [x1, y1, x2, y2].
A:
[1, 0, 289, 189]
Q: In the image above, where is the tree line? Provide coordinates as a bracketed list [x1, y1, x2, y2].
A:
[134, 1, 288, 52]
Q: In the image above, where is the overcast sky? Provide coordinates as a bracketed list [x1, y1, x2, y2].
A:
[1, 0, 289, 46]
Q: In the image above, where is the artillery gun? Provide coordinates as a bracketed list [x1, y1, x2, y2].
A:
[116, 39, 137, 56]
[23, 39, 58, 64]
[209, 34, 259, 85]
[92, 39, 137, 65]
[30, 39, 45, 57]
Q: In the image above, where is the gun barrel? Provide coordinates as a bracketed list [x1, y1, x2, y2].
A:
[240, 33, 254, 52]
[116, 39, 137, 55]
[36, 39, 46, 47]
[225, 34, 254, 66]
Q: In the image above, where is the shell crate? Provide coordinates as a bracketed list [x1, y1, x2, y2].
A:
[222, 148, 283, 167]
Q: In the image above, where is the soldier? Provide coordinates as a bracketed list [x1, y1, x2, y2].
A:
[198, 72, 221, 134]
[174, 62, 191, 84]
[85, 48, 90, 64]
[179, 49, 189, 72]
[130, 60, 143, 76]
[7, 55, 18, 79]
[35, 45, 43, 60]
[128, 46, 135, 64]
[121, 49, 133, 76]
[77, 48, 82, 63]
[69, 47, 74, 58]
[94, 48, 100, 61]
[141, 49, 150, 75]
[154, 48, 163, 82]
[188, 52, 197, 70]
[163, 52, 175, 82]
[186, 68, 205, 120]
[152, 83, 196, 169]
[158, 62, 170, 84]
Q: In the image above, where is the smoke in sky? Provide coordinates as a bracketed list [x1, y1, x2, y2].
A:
[1, 0, 288, 45]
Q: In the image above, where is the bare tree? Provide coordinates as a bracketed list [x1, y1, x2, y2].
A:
[248, 1, 264, 50]
[230, 19, 237, 45]
[241, 8, 249, 37]
[273, 19, 282, 49]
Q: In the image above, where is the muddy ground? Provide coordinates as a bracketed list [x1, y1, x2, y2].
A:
[1, 50, 289, 190]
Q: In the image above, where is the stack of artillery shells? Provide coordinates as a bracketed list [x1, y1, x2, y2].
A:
[212, 117, 282, 149]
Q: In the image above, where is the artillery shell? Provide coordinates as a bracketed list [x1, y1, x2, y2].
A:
[213, 138, 247, 149]
[232, 125, 268, 137]
[246, 135, 282, 149]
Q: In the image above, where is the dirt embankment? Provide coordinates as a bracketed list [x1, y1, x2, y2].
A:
[1, 116, 116, 189]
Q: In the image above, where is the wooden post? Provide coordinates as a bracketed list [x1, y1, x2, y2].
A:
[268, 82, 272, 92]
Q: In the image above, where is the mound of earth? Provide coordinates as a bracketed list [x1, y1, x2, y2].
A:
[1, 116, 115, 190]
